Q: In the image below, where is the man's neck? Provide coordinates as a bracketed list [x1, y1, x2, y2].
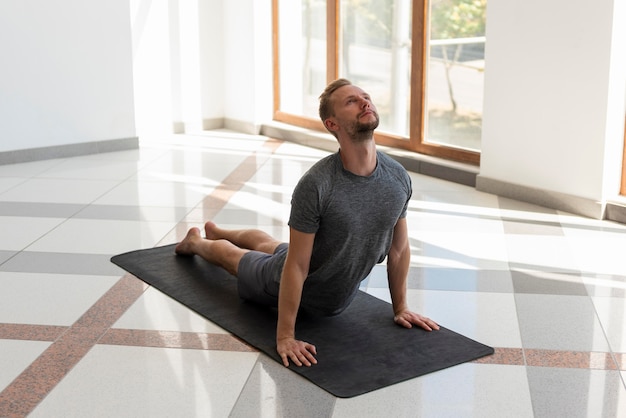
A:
[338, 138, 377, 177]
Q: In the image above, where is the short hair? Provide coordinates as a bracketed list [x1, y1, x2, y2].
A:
[318, 78, 352, 123]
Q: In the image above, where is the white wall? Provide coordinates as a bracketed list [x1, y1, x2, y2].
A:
[198, 0, 225, 127]
[130, 0, 176, 135]
[479, 0, 626, 207]
[130, 0, 225, 135]
[0, 0, 136, 152]
[223, 0, 273, 132]
[130, 0, 272, 136]
[130, 0, 272, 137]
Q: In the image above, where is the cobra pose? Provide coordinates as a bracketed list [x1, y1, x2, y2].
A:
[176, 78, 439, 367]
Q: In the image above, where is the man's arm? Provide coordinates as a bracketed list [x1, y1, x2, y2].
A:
[276, 227, 318, 367]
[387, 217, 439, 331]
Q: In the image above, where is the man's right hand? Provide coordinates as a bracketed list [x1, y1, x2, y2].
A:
[277, 337, 317, 367]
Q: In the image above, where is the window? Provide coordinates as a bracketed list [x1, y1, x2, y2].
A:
[273, 0, 485, 165]
[426, 0, 486, 153]
[340, 0, 412, 139]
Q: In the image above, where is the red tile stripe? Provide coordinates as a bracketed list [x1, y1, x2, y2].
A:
[0, 324, 67, 342]
[99, 329, 257, 352]
[0, 274, 148, 417]
[525, 349, 620, 370]
[3, 321, 624, 372]
[472, 347, 525, 366]
[471, 347, 625, 371]
[0, 323, 258, 352]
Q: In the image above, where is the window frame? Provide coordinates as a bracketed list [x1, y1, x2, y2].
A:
[272, 0, 481, 165]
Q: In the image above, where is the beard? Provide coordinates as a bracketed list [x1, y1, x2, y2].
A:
[346, 111, 380, 142]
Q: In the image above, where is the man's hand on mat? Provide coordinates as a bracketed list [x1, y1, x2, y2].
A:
[277, 337, 317, 367]
[394, 310, 440, 332]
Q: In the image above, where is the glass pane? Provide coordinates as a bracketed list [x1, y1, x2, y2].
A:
[278, 0, 327, 119]
[426, 0, 486, 151]
[340, 0, 412, 138]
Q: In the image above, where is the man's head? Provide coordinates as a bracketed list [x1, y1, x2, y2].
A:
[318, 78, 353, 124]
[318, 78, 379, 141]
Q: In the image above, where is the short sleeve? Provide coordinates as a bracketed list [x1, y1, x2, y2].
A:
[399, 172, 412, 218]
[288, 172, 322, 234]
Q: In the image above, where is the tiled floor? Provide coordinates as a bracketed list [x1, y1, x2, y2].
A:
[0, 130, 625, 417]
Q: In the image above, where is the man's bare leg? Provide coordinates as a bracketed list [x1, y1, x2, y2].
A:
[204, 221, 282, 255]
[175, 227, 247, 275]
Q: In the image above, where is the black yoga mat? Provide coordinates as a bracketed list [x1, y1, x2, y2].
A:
[111, 244, 493, 398]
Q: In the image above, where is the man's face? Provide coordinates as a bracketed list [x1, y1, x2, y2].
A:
[328, 85, 379, 139]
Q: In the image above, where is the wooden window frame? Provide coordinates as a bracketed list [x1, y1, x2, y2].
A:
[272, 0, 480, 165]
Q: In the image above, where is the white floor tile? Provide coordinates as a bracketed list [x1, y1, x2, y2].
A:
[332, 364, 533, 418]
[516, 294, 611, 352]
[591, 296, 626, 352]
[0, 177, 26, 194]
[215, 191, 290, 225]
[36, 158, 143, 180]
[29, 345, 258, 418]
[75, 147, 167, 165]
[404, 289, 523, 348]
[410, 173, 474, 193]
[24, 218, 176, 254]
[0, 216, 65, 251]
[94, 179, 212, 208]
[413, 231, 510, 269]
[137, 149, 252, 182]
[0, 339, 50, 391]
[0, 272, 119, 325]
[231, 356, 335, 418]
[0, 178, 119, 204]
[0, 159, 64, 178]
[406, 209, 504, 234]
[415, 188, 501, 213]
[274, 142, 330, 159]
[505, 234, 580, 271]
[527, 367, 626, 418]
[565, 232, 626, 275]
[113, 287, 229, 334]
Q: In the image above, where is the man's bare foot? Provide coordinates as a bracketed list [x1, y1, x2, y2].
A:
[175, 227, 202, 255]
[204, 221, 220, 240]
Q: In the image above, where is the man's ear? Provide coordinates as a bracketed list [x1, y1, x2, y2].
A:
[324, 118, 339, 133]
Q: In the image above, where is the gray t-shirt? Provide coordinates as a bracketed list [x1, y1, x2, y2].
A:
[288, 150, 412, 315]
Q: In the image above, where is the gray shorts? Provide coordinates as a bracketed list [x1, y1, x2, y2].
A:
[236, 242, 289, 307]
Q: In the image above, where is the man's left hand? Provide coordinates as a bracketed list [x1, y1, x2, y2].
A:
[394, 310, 440, 331]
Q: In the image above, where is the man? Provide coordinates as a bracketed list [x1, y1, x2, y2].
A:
[175, 78, 439, 368]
